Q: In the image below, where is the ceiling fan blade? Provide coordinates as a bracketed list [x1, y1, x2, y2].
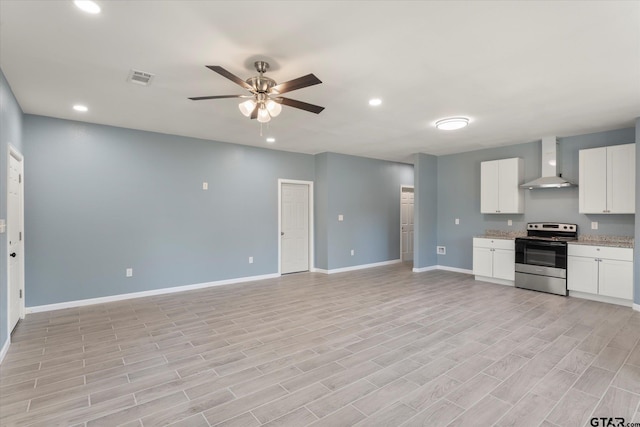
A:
[278, 97, 325, 114]
[271, 74, 322, 94]
[188, 95, 246, 101]
[250, 104, 259, 120]
[206, 66, 253, 91]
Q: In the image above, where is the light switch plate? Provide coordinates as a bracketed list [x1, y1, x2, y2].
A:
[126, 268, 133, 277]
[249, 256, 253, 264]
[508, 220, 513, 226]
[455, 218, 460, 225]
[338, 214, 344, 222]
[202, 182, 208, 190]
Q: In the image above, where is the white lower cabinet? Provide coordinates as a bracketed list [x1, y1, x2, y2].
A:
[567, 244, 633, 301]
[473, 238, 515, 282]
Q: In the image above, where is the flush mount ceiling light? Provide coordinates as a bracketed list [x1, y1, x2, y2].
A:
[369, 98, 382, 106]
[189, 61, 324, 126]
[266, 137, 276, 143]
[74, 0, 101, 14]
[73, 104, 88, 112]
[435, 117, 469, 131]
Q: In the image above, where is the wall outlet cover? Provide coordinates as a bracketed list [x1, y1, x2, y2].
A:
[126, 268, 133, 277]
[437, 246, 446, 255]
[202, 182, 208, 190]
[508, 219, 513, 226]
[350, 249, 354, 256]
[338, 214, 344, 222]
[591, 221, 598, 230]
[455, 218, 460, 225]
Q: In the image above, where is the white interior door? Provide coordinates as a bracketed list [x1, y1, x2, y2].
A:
[281, 183, 309, 274]
[8, 150, 24, 333]
[401, 187, 414, 261]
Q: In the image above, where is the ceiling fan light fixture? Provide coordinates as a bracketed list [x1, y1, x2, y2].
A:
[369, 98, 382, 106]
[257, 106, 271, 123]
[435, 117, 469, 131]
[266, 100, 282, 117]
[238, 99, 256, 117]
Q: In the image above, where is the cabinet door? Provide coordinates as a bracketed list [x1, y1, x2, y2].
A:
[579, 147, 607, 214]
[498, 158, 523, 214]
[598, 258, 633, 299]
[567, 256, 598, 294]
[607, 144, 635, 213]
[481, 160, 500, 213]
[493, 249, 515, 280]
[473, 247, 493, 277]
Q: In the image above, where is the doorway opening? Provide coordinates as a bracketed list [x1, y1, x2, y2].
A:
[401, 186, 414, 268]
[7, 145, 25, 336]
[278, 179, 314, 275]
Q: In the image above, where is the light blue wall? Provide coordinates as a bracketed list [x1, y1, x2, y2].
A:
[314, 153, 329, 269]
[635, 118, 640, 306]
[0, 69, 24, 351]
[436, 128, 636, 271]
[23, 115, 315, 306]
[414, 153, 438, 269]
[320, 153, 413, 270]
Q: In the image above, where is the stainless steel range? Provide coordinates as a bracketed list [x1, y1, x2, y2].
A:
[514, 222, 578, 296]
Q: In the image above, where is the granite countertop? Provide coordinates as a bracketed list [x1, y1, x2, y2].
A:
[475, 229, 526, 240]
[569, 235, 634, 249]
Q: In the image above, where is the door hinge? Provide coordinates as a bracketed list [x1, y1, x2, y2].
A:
[19, 231, 22, 241]
[19, 289, 22, 299]
[19, 174, 22, 184]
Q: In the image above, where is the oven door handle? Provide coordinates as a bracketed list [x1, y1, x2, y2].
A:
[516, 240, 567, 247]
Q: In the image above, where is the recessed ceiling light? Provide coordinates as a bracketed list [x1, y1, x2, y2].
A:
[73, 104, 88, 112]
[435, 117, 469, 130]
[266, 137, 276, 143]
[74, 1, 101, 14]
[369, 98, 382, 106]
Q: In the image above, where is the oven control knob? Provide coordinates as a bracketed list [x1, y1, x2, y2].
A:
[563, 226, 567, 229]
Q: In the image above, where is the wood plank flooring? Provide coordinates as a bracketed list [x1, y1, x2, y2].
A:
[1, 265, 639, 426]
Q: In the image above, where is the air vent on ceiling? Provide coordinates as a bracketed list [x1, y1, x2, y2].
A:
[127, 69, 155, 86]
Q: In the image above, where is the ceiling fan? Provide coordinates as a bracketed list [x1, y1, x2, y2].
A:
[189, 61, 324, 123]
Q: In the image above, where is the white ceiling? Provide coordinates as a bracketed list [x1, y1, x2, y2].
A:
[1, 1, 639, 163]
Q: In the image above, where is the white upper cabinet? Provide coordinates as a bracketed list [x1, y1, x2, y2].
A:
[579, 143, 635, 214]
[480, 158, 524, 214]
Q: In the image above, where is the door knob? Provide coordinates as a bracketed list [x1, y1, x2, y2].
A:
[10, 252, 16, 258]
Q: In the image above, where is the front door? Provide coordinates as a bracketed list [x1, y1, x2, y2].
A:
[8, 150, 24, 333]
[401, 187, 414, 261]
[281, 183, 309, 274]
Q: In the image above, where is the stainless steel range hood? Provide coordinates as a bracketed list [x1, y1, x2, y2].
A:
[520, 137, 576, 189]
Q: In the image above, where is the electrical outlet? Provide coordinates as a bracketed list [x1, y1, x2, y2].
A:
[338, 214, 344, 222]
[508, 219, 513, 226]
[202, 182, 208, 190]
[437, 246, 446, 255]
[350, 249, 354, 256]
[591, 221, 598, 230]
[249, 256, 253, 264]
[455, 218, 460, 225]
[126, 268, 133, 277]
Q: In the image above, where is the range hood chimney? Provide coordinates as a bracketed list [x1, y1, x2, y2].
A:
[520, 137, 576, 189]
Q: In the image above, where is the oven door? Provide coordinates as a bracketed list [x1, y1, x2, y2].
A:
[515, 239, 567, 269]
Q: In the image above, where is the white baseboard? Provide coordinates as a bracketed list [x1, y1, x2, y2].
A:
[26, 273, 281, 314]
[0, 337, 10, 364]
[310, 268, 329, 274]
[413, 265, 472, 274]
[568, 291, 633, 308]
[634, 303, 640, 312]
[317, 259, 401, 275]
[474, 275, 515, 287]
[413, 266, 437, 273]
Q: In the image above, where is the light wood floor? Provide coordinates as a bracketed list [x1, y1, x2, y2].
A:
[1, 265, 640, 427]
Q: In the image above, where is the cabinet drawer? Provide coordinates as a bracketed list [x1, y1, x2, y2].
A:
[473, 238, 514, 250]
[567, 244, 633, 261]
